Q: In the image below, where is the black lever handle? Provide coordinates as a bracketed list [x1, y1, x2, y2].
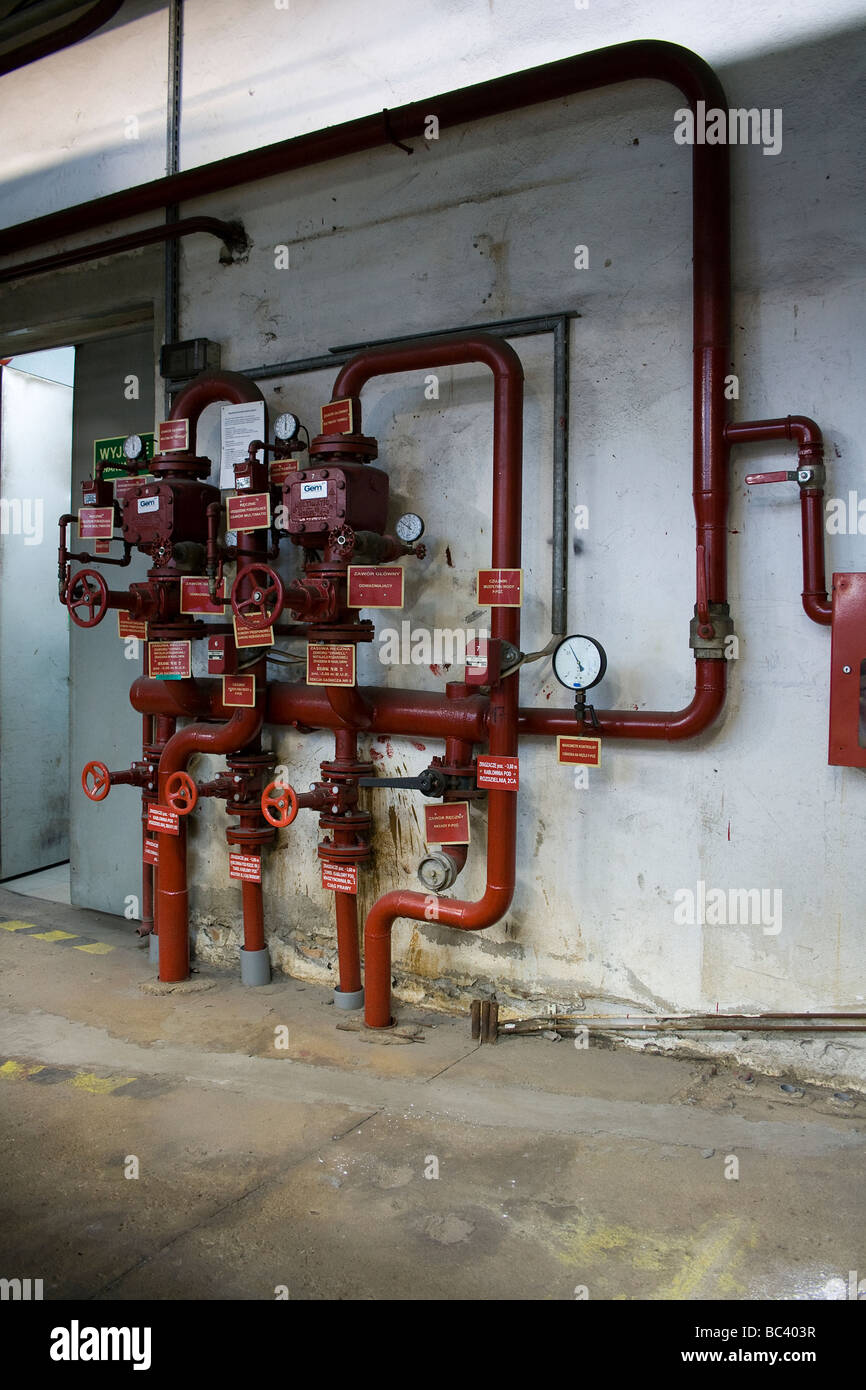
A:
[359, 769, 447, 797]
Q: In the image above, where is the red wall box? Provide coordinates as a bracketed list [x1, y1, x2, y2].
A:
[828, 572, 866, 768]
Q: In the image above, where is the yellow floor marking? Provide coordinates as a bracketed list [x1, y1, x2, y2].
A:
[660, 1218, 742, 1300]
[69, 1072, 136, 1095]
[0, 920, 37, 932]
[30, 930, 78, 943]
[73, 942, 114, 954]
[0, 1059, 45, 1079]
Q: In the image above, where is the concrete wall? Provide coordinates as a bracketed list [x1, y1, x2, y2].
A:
[1, 2, 865, 1083]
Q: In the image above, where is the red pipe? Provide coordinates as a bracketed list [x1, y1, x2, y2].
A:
[519, 660, 726, 741]
[156, 706, 263, 982]
[334, 892, 362, 995]
[169, 370, 268, 454]
[725, 416, 831, 626]
[331, 334, 524, 1027]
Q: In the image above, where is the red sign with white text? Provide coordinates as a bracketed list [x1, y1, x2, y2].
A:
[223, 675, 256, 707]
[180, 577, 226, 614]
[93, 537, 112, 555]
[143, 838, 159, 866]
[424, 801, 471, 845]
[149, 641, 191, 679]
[476, 755, 519, 790]
[117, 612, 148, 639]
[557, 736, 601, 767]
[347, 566, 404, 609]
[306, 643, 356, 686]
[229, 852, 262, 882]
[321, 862, 358, 894]
[476, 568, 523, 606]
[158, 419, 189, 452]
[226, 492, 271, 531]
[232, 615, 274, 649]
[320, 398, 356, 434]
[78, 506, 114, 540]
[147, 805, 180, 836]
[270, 457, 300, 486]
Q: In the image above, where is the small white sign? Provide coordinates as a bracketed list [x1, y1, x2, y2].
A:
[220, 400, 266, 489]
[137, 496, 159, 513]
[300, 480, 328, 500]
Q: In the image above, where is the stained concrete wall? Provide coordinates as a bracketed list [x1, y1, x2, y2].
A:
[1, 2, 865, 1083]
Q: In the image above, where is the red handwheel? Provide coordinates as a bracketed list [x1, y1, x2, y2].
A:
[82, 761, 111, 801]
[165, 771, 198, 815]
[231, 564, 285, 625]
[66, 568, 109, 628]
[261, 780, 298, 828]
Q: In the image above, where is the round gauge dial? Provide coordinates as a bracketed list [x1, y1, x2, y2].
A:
[552, 634, 607, 691]
[395, 512, 424, 543]
[274, 412, 300, 442]
[123, 434, 144, 461]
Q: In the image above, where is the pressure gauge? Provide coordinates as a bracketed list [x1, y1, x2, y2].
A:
[552, 634, 607, 691]
[395, 512, 424, 543]
[274, 412, 300, 443]
[123, 434, 144, 462]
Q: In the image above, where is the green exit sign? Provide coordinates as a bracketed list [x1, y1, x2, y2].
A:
[93, 432, 155, 479]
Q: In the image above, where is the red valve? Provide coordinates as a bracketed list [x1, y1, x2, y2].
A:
[66, 568, 109, 628]
[261, 780, 298, 828]
[165, 771, 198, 815]
[82, 760, 111, 801]
[231, 564, 285, 626]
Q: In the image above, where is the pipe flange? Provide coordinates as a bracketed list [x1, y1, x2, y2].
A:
[318, 842, 371, 864]
[309, 433, 378, 463]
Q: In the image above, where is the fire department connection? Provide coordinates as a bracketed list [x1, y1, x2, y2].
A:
[55, 43, 861, 1033]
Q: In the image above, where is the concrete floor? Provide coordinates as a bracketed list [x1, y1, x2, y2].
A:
[3, 861, 71, 905]
[0, 885, 864, 1301]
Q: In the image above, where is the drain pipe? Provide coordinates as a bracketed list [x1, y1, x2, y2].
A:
[328, 333, 524, 1029]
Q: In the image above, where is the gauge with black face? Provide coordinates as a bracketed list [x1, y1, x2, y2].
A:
[552, 634, 607, 691]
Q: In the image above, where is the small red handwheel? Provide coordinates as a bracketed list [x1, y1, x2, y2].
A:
[261, 780, 298, 828]
[66, 568, 109, 628]
[82, 761, 111, 801]
[165, 771, 198, 815]
[231, 564, 285, 625]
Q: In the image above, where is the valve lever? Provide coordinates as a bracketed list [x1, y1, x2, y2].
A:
[359, 769, 447, 797]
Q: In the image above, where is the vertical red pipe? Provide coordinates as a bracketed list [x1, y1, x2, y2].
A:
[332, 334, 524, 1028]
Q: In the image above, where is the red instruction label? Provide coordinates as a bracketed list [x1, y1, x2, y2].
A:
[147, 805, 179, 836]
[347, 566, 404, 609]
[476, 568, 523, 606]
[117, 612, 148, 639]
[306, 643, 356, 686]
[78, 506, 114, 540]
[93, 537, 112, 555]
[424, 801, 471, 846]
[321, 862, 358, 894]
[149, 641, 191, 679]
[229, 852, 262, 883]
[270, 457, 300, 486]
[476, 755, 519, 790]
[557, 735, 601, 767]
[180, 577, 226, 614]
[143, 838, 159, 867]
[158, 419, 189, 452]
[223, 675, 256, 707]
[320, 397, 356, 435]
[232, 615, 274, 649]
[226, 492, 271, 531]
